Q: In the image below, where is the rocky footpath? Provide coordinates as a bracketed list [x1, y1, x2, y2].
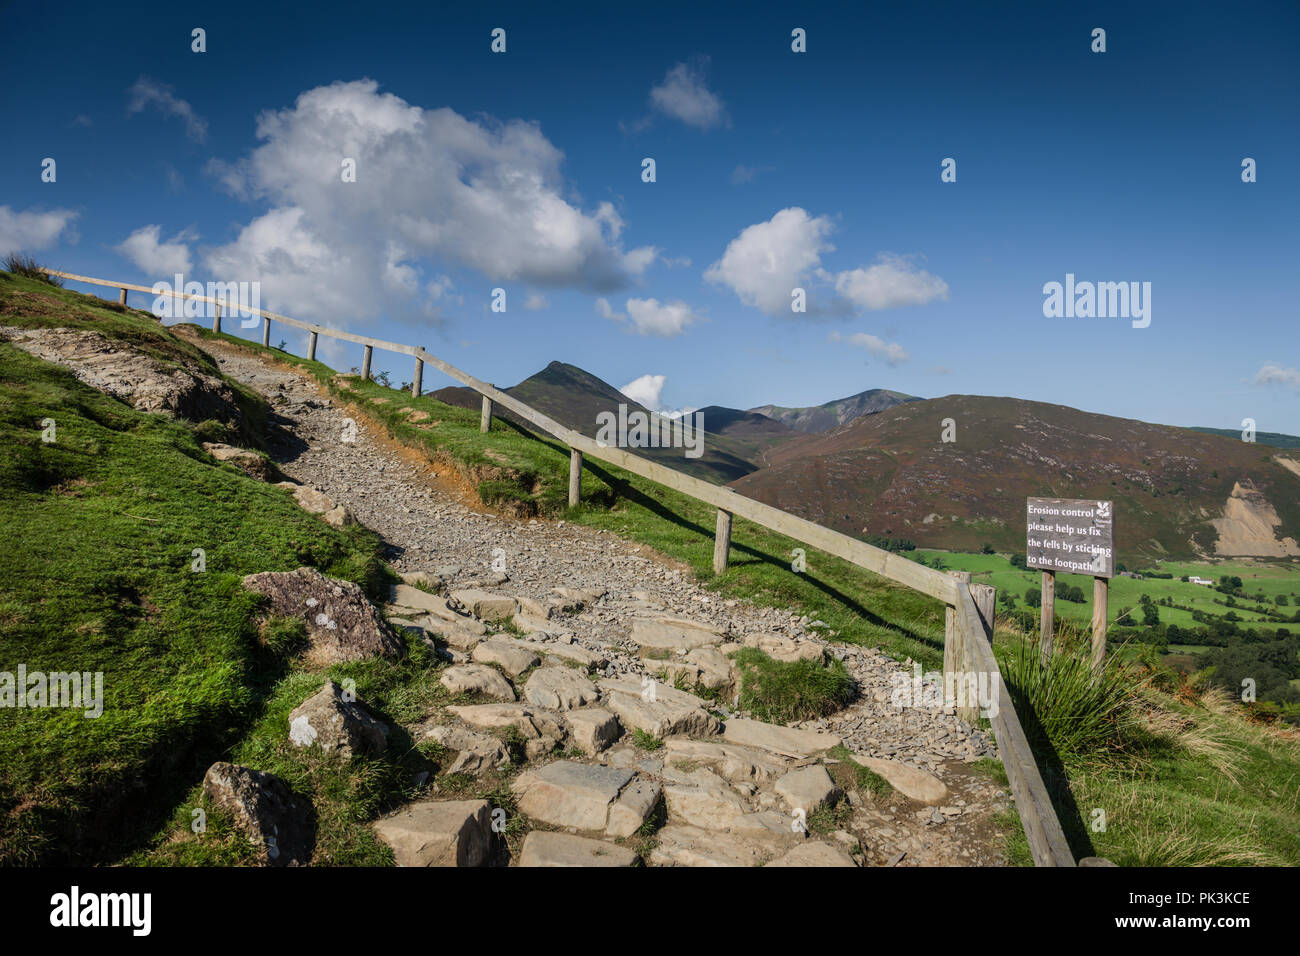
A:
[189, 335, 1013, 867]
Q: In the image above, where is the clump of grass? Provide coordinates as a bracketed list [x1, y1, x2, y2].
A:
[3, 253, 62, 286]
[734, 648, 856, 723]
[632, 729, 663, 750]
[828, 745, 891, 797]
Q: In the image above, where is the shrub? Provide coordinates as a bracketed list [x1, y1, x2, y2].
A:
[3, 253, 62, 286]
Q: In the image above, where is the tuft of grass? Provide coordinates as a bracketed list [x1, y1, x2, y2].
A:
[631, 729, 663, 751]
[828, 745, 891, 797]
[3, 255, 62, 286]
[733, 648, 856, 723]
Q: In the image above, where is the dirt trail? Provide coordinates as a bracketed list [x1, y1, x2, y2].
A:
[192, 333, 1011, 866]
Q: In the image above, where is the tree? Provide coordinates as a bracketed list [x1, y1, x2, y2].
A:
[1142, 603, 1160, 626]
[981, 543, 995, 555]
[1010, 553, 1026, 569]
[1277, 595, 1289, 607]
[1025, 588, 1042, 608]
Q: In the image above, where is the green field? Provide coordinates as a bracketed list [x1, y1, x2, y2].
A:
[912, 550, 1300, 630]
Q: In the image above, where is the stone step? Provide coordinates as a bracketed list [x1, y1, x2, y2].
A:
[518, 831, 638, 867]
[721, 718, 842, 758]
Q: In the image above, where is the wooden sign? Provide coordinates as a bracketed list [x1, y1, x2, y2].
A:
[1026, 497, 1115, 578]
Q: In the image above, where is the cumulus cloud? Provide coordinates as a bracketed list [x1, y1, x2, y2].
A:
[649, 60, 726, 129]
[1251, 363, 1300, 388]
[114, 224, 194, 276]
[127, 77, 208, 142]
[202, 79, 658, 326]
[705, 207, 949, 319]
[621, 373, 667, 409]
[0, 206, 78, 255]
[597, 296, 699, 337]
[829, 330, 909, 366]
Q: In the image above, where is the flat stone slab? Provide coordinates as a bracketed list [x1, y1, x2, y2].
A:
[851, 755, 948, 805]
[518, 831, 638, 867]
[774, 764, 842, 815]
[599, 682, 721, 740]
[389, 584, 452, 615]
[741, 632, 826, 664]
[372, 799, 496, 867]
[450, 589, 519, 622]
[722, 719, 841, 758]
[524, 667, 599, 711]
[518, 639, 606, 668]
[766, 842, 857, 867]
[425, 725, 508, 774]
[630, 616, 726, 656]
[422, 617, 486, 650]
[440, 664, 516, 702]
[663, 737, 790, 785]
[648, 824, 781, 867]
[472, 638, 540, 677]
[513, 761, 634, 832]
[662, 769, 789, 837]
[446, 703, 566, 759]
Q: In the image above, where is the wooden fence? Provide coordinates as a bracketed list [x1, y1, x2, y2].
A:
[42, 268, 1078, 866]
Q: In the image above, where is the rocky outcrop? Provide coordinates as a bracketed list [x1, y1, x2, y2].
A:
[242, 567, 406, 666]
[202, 762, 313, 866]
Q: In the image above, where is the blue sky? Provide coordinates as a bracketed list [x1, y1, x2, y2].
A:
[3, 0, 1298, 432]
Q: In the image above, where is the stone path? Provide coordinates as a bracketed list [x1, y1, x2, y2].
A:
[191, 333, 1011, 867]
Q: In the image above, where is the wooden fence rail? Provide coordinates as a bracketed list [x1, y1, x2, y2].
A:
[42, 267, 1076, 866]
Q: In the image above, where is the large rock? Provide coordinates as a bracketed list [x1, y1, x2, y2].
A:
[242, 567, 405, 666]
[523, 667, 598, 710]
[774, 765, 842, 815]
[565, 708, 623, 755]
[517, 638, 606, 669]
[722, 719, 841, 758]
[450, 589, 519, 622]
[741, 632, 825, 664]
[274, 482, 354, 528]
[372, 799, 497, 866]
[288, 680, 388, 758]
[850, 755, 948, 805]
[766, 842, 857, 867]
[512, 761, 657, 837]
[471, 638, 540, 677]
[202, 442, 282, 482]
[518, 831, 638, 867]
[426, 725, 509, 774]
[599, 678, 721, 739]
[630, 617, 726, 656]
[422, 617, 487, 651]
[202, 762, 312, 866]
[446, 703, 567, 760]
[663, 737, 790, 785]
[440, 664, 516, 702]
[662, 768, 789, 837]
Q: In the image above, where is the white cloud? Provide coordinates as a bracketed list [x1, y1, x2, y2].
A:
[202, 79, 657, 326]
[599, 296, 699, 337]
[127, 77, 207, 142]
[829, 330, 909, 366]
[595, 297, 625, 321]
[1251, 363, 1300, 388]
[0, 206, 78, 255]
[621, 373, 667, 409]
[114, 224, 195, 276]
[705, 207, 949, 318]
[649, 60, 726, 129]
[705, 207, 834, 317]
[833, 254, 949, 311]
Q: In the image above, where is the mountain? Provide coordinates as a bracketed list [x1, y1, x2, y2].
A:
[749, 387, 920, 434]
[1187, 426, 1300, 450]
[729, 394, 1300, 561]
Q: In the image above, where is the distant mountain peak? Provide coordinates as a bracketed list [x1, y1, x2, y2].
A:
[749, 387, 921, 434]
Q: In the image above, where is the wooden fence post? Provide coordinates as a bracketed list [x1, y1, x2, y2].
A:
[568, 449, 582, 507]
[944, 571, 972, 680]
[713, 509, 733, 575]
[480, 396, 492, 433]
[308, 331, 318, 361]
[412, 352, 423, 397]
[212, 304, 221, 335]
[1091, 576, 1108, 675]
[962, 581, 997, 723]
[119, 287, 127, 305]
[361, 345, 373, 381]
[1040, 570, 1056, 664]
[262, 316, 271, 348]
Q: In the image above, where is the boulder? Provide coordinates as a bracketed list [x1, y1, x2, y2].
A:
[523, 667, 599, 710]
[446, 703, 566, 760]
[242, 567, 405, 666]
[274, 482, 355, 528]
[426, 725, 509, 774]
[471, 638, 541, 677]
[440, 664, 516, 702]
[629, 616, 726, 656]
[742, 632, 825, 664]
[287, 680, 388, 758]
[372, 799, 497, 866]
[202, 762, 312, 866]
[599, 678, 721, 739]
[565, 708, 622, 755]
[850, 755, 948, 805]
[773, 764, 842, 816]
[202, 442, 282, 482]
[518, 831, 638, 867]
[512, 761, 657, 837]
[663, 737, 790, 785]
[721, 719, 841, 758]
[662, 769, 788, 837]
